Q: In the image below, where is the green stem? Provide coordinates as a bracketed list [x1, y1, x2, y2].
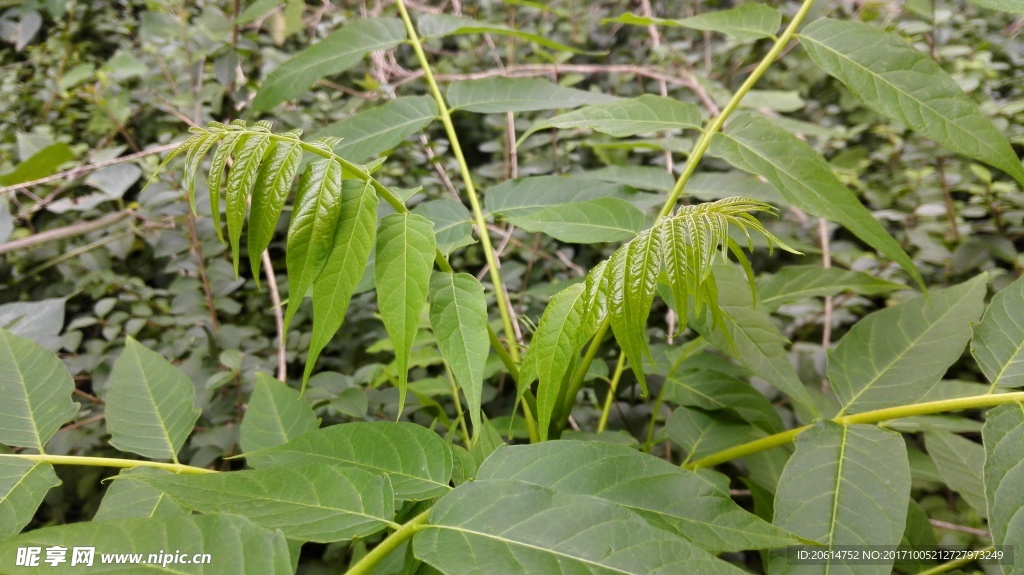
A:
[444, 361, 473, 445]
[394, 0, 522, 366]
[915, 546, 995, 575]
[657, 0, 818, 219]
[561, 319, 611, 420]
[685, 391, 1024, 470]
[0, 453, 216, 475]
[597, 353, 627, 433]
[345, 511, 430, 575]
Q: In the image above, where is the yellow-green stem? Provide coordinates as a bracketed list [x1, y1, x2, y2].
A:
[0, 453, 215, 475]
[344, 511, 430, 575]
[657, 0, 818, 219]
[394, 0, 522, 367]
[685, 391, 1024, 470]
[597, 353, 627, 433]
[444, 361, 473, 445]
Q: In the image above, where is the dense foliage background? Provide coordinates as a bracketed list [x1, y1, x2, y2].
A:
[2, 0, 1024, 573]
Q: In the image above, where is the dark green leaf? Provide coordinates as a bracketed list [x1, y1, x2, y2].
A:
[522, 95, 703, 141]
[447, 77, 617, 114]
[756, 265, 909, 311]
[412, 200, 475, 256]
[0, 459, 59, 538]
[0, 328, 78, 451]
[313, 96, 438, 164]
[972, 273, 1024, 390]
[604, 4, 781, 41]
[982, 403, 1024, 556]
[503, 197, 646, 244]
[417, 13, 590, 54]
[240, 373, 320, 453]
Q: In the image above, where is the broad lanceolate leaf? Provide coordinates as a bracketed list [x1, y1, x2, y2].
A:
[240, 373, 320, 454]
[243, 422, 452, 500]
[667, 406, 764, 464]
[313, 96, 439, 164]
[925, 431, 987, 517]
[504, 197, 645, 243]
[412, 200, 475, 256]
[249, 138, 303, 279]
[416, 480, 748, 575]
[106, 337, 200, 462]
[608, 228, 663, 396]
[122, 464, 395, 543]
[485, 175, 631, 218]
[417, 13, 589, 54]
[709, 112, 923, 289]
[375, 213, 436, 415]
[0, 329, 78, 451]
[972, 273, 1024, 390]
[521, 95, 703, 142]
[798, 19, 1024, 188]
[771, 422, 911, 575]
[983, 403, 1024, 562]
[304, 180, 378, 386]
[429, 273, 489, 440]
[665, 367, 784, 433]
[0, 459, 59, 538]
[284, 158, 343, 331]
[0, 513, 292, 575]
[520, 283, 591, 441]
[447, 77, 617, 114]
[477, 441, 802, 553]
[252, 17, 406, 111]
[225, 133, 270, 276]
[829, 275, 986, 415]
[207, 130, 245, 242]
[605, 3, 781, 41]
[93, 468, 187, 521]
[756, 265, 909, 311]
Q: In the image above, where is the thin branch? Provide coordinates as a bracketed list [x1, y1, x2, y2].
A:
[929, 519, 989, 538]
[0, 210, 133, 255]
[262, 250, 287, 381]
[818, 217, 832, 393]
[0, 143, 180, 195]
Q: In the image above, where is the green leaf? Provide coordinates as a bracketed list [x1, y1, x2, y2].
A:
[240, 373, 320, 453]
[756, 265, 909, 311]
[771, 422, 911, 574]
[106, 337, 201, 462]
[607, 228, 662, 396]
[709, 112, 923, 289]
[0, 329, 78, 451]
[284, 158, 343, 331]
[447, 77, 618, 114]
[121, 464, 395, 543]
[965, 0, 1024, 13]
[412, 200, 476, 256]
[0, 459, 59, 538]
[664, 368, 783, 433]
[982, 403, 1024, 558]
[313, 96, 439, 164]
[0, 513, 293, 574]
[207, 131, 245, 242]
[972, 274, 1024, 390]
[686, 171, 785, 205]
[375, 213, 436, 415]
[798, 19, 1024, 188]
[226, 133, 270, 276]
[521, 95, 703, 142]
[416, 480, 748, 574]
[238, 0, 283, 24]
[667, 406, 764, 463]
[604, 4, 781, 41]
[829, 275, 986, 415]
[93, 467, 187, 520]
[252, 17, 406, 111]
[183, 134, 218, 213]
[429, 272, 489, 440]
[476, 440, 802, 553]
[924, 431, 987, 517]
[243, 422, 453, 500]
[503, 197, 646, 244]
[249, 138, 303, 279]
[0, 143, 75, 186]
[304, 180, 378, 386]
[485, 175, 631, 219]
[583, 166, 674, 192]
[417, 13, 591, 54]
[689, 265, 819, 416]
[520, 283, 591, 441]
